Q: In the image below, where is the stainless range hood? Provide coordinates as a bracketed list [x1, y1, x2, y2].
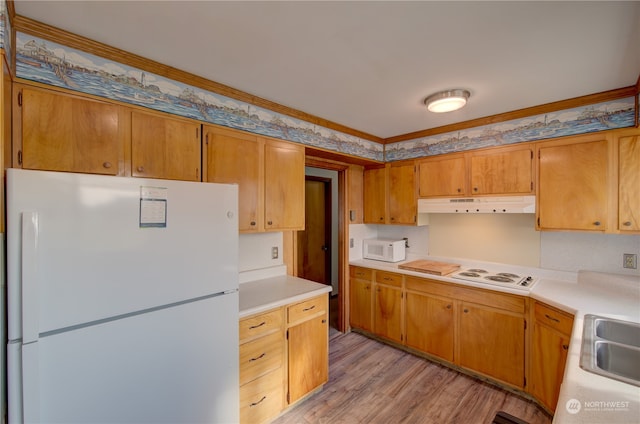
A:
[418, 195, 536, 214]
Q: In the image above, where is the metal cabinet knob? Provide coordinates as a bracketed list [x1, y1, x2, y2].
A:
[463, 309, 469, 313]
[250, 221, 256, 226]
[267, 220, 273, 226]
[623, 221, 632, 227]
[103, 162, 112, 169]
[593, 221, 601, 226]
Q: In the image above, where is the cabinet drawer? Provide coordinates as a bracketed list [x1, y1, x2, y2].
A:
[240, 308, 283, 343]
[240, 332, 283, 385]
[288, 295, 327, 324]
[350, 266, 372, 280]
[375, 271, 403, 287]
[534, 302, 574, 335]
[240, 368, 284, 424]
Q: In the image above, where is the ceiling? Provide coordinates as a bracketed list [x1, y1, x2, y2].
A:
[12, 1, 640, 140]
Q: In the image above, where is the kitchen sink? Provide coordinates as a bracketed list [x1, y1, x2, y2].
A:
[595, 318, 640, 347]
[580, 315, 640, 387]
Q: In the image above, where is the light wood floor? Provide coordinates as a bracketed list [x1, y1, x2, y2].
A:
[273, 331, 552, 424]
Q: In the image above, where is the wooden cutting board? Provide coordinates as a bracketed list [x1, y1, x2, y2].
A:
[398, 259, 461, 276]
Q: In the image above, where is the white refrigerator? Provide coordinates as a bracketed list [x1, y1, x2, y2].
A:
[5, 169, 240, 423]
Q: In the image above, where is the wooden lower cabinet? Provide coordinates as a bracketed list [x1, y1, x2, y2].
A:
[458, 302, 525, 388]
[240, 369, 284, 424]
[287, 295, 329, 405]
[239, 308, 285, 424]
[349, 267, 373, 331]
[239, 294, 329, 423]
[350, 267, 529, 393]
[405, 291, 454, 362]
[529, 301, 574, 412]
[374, 284, 403, 343]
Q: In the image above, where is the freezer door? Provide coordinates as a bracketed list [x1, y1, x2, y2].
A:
[6, 169, 238, 340]
[9, 293, 239, 424]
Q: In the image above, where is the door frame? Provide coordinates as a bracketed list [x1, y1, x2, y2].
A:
[302, 157, 349, 333]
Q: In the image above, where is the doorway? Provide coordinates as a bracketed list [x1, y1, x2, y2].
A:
[297, 177, 332, 287]
[298, 167, 341, 333]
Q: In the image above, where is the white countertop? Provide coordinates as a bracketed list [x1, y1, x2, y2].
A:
[239, 273, 332, 319]
[536, 272, 640, 424]
[350, 256, 640, 423]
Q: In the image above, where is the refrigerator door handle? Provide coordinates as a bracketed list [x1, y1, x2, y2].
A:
[22, 341, 41, 424]
[22, 211, 40, 344]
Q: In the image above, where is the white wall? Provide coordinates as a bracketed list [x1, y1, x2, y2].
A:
[239, 232, 283, 272]
[541, 232, 640, 276]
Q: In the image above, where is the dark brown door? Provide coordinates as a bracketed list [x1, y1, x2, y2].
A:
[297, 177, 331, 284]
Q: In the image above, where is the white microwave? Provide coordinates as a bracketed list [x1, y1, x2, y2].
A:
[363, 239, 406, 263]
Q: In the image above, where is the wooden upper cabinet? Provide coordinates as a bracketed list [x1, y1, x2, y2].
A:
[418, 155, 466, 197]
[537, 135, 609, 231]
[19, 86, 123, 175]
[618, 133, 640, 232]
[131, 110, 201, 181]
[204, 126, 304, 232]
[469, 147, 533, 195]
[388, 162, 416, 224]
[204, 126, 263, 232]
[264, 139, 305, 231]
[363, 166, 386, 224]
[347, 165, 364, 224]
[364, 162, 416, 225]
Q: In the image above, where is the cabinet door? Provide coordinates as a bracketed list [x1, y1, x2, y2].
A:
[538, 138, 609, 231]
[348, 165, 364, 224]
[374, 284, 403, 343]
[405, 292, 454, 362]
[287, 313, 328, 404]
[458, 303, 525, 388]
[470, 148, 533, 195]
[205, 127, 263, 232]
[618, 134, 640, 232]
[418, 155, 466, 197]
[530, 323, 570, 412]
[131, 111, 201, 181]
[349, 278, 372, 331]
[363, 167, 386, 223]
[264, 139, 305, 231]
[21, 87, 122, 175]
[388, 162, 416, 224]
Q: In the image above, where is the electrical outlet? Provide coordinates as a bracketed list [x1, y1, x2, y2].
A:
[271, 246, 279, 260]
[623, 253, 637, 269]
[349, 238, 354, 248]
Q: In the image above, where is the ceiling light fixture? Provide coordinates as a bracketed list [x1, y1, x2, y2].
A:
[424, 89, 471, 113]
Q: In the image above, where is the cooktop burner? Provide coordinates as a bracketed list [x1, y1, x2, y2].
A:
[450, 268, 537, 290]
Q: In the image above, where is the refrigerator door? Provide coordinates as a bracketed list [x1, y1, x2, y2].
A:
[9, 292, 239, 423]
[6, 169, 238, 340]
